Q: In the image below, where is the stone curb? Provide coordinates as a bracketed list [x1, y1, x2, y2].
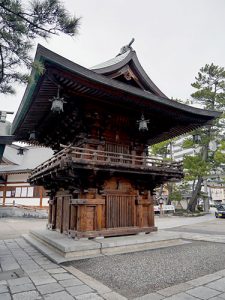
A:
[63, 265, 127, 300]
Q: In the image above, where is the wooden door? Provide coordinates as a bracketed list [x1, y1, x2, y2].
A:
[106, 195, 135, 228]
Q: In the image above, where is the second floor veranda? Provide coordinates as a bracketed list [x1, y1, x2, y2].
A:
[29, 145, 183, 182]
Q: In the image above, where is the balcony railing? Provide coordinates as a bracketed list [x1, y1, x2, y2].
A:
[30, 146, 183, 179]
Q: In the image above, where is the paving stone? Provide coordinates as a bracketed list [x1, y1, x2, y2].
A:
[7, 277, 31, 286]
[36, 282, 64, 295]
[12, 290, 40, 300]
[187, 274, 222, 286]
[66, 284, 93, 297]
[52, 273, 75, 281]
[20, 263, 42, 272]
[207, 278, 225, 292]
[134, 293, 165, 300]
[27, 270, 49, 277]
[217, 293, 225, 299]
[44, 290, 74, 300]
[166, 293, 200, 300]
[0, 280, 7, 285]
[28, 270, 56, 285]
[76, 293, 104, 300]
[187, 286, 222, 299]
[102, 292, 127, 300]
[1, 262, 20, 271]
[157, 283, 193, 297]
[59, 278, 83, 287]
[41, 263, 60, 270]
[210, 297, 225, 300]
[30, 276, 56, 286]
[10, 283, 36, 294]
[47, 268, 67, 274]
[0, 293, 11, 300]
[214, 270, 225, 277]
[0, 285, 8, 293]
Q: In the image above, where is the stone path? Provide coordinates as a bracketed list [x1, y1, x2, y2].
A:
[0, 238, 122, 300]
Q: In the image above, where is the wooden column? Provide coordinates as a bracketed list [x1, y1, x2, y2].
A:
[52, 197, 57, 230]
[96, 204, 102, 230]
[48, 200, 52, 225]
[39, 186, 43, 207]
[3, 177, 7, 206]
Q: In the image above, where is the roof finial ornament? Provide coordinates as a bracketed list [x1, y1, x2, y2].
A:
[118, 38, 135, 55]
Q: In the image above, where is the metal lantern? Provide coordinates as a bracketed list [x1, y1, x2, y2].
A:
[17, 147, 24, 155]
[29, 131, 36, 140]
[137, 114, 150, 131]
[193, 133, 201, 143]
[50, 87, 66, 113]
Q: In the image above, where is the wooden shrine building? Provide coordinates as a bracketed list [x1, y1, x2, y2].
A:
[12, 42, 219, 238]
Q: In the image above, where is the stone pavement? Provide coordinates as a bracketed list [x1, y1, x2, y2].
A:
[135, 270, 225, 300]
[1, 237, 225, 299]
[1, 214, 225, 299]
[0, 238, 122, 300]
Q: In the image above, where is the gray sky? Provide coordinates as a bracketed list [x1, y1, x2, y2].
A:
[2, 0, 225, 122]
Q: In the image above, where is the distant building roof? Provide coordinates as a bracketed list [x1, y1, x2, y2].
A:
[0, 145, 53, 174]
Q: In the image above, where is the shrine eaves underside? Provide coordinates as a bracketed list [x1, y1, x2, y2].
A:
[12, 44, 219, 149]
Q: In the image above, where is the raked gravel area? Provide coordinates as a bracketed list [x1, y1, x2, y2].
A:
[67, 240, 225, 299]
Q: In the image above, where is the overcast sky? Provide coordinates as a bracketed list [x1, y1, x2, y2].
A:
[2, 0, 225, 122]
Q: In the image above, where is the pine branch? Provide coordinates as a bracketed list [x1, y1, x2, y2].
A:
[0, 44, 4, 84]
[0, 2, 57, 35]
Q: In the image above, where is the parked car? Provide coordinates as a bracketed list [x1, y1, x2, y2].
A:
[215, 204, 225, 218]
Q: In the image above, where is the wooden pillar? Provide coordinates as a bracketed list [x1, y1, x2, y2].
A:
[148, 190, 154, 227]
[39, 186, 43, 207]
[96, 204, 102, 230]
[3, 176, 7, 206]
[80, 206, 87, 231]
[48, 199, 53, 225]
[52, 197, 57, 229]
[131, 150, 136, 165]
[136, 198, 143, 227]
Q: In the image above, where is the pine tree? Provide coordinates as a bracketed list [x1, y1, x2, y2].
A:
[185, 64, 225, 212]
[0, 0, 80, 94]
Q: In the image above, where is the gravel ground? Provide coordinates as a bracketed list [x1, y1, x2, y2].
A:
[66, 241, 225, 299]
[166, 227, 225, 235]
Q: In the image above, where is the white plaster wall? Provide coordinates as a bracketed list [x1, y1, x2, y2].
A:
[2, 197, 49, 206]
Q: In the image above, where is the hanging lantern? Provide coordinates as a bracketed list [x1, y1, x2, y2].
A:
[49, 86, 66, 113]
[17, 147, 24, 155]
[137, 114, 150, 131]
[29, 131, 36, 140]
[193, 134, 201, 143]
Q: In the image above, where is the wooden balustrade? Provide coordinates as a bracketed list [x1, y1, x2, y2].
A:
[30, 146, 183, 178]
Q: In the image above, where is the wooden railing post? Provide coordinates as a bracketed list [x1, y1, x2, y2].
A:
[131, 150, 136, 165]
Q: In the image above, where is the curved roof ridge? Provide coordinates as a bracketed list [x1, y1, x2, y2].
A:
[92, 48, 167, 98]
[91, 49, 131, 70]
